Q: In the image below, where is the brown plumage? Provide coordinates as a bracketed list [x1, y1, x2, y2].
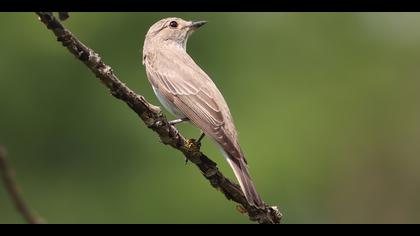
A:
[142, 17, 263, 207]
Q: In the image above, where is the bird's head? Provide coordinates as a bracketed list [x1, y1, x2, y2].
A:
[145, 17, 207, 49]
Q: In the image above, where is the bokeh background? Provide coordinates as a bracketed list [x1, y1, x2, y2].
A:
[1, 12, 420, 224]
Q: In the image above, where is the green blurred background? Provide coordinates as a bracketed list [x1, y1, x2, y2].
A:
[1, 12, 420, 224]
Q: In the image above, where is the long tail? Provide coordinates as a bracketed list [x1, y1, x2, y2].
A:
[225, 154, 264, 208]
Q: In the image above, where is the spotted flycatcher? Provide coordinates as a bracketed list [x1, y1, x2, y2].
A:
[142, 17, 263, 207]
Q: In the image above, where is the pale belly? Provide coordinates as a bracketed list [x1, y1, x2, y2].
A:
[152, 85, 187, 119]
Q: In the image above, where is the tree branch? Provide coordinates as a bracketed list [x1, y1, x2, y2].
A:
[34, 12, 282, 224]
[0, 146, 44, 224]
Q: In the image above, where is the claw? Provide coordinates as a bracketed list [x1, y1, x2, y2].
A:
[182, 132, 205, 166]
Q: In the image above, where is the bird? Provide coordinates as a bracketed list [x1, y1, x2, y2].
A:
[142, 17, 263, 207]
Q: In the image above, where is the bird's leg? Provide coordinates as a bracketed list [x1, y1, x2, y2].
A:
[196, 132, 206, 146]
[168, 117, 189, 125]
[169, 118, 189, 141]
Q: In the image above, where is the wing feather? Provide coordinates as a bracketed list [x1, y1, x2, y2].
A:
[144, 42, 262, 206]
[145, 47, 243, 160]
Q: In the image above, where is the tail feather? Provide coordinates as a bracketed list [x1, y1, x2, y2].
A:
[225, 156, 264, 207]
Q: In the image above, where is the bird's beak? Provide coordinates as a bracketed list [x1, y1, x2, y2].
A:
[189, 21, 207, 30]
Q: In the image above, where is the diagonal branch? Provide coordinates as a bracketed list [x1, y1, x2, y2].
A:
[0, 146, 44, 224]
[34, 12, 282, 224]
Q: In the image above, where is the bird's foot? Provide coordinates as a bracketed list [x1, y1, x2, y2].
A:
[184, 139, 198, 165]
[185, 133, 205, 151]
[184, 133, 206, 165]
[184, 133, 205, 165]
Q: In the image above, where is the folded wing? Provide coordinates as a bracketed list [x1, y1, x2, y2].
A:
[144, 48, 263, 206]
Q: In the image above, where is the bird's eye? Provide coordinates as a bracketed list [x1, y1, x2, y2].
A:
[169, 21, 178, 28]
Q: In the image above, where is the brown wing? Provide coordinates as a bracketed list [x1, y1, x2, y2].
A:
[144, 46, 263, 206]
[144, 47, 244, 161]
